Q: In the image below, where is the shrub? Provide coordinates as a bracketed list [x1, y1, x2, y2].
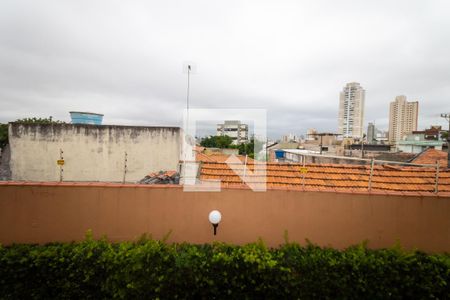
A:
[0, 238, 449, 299]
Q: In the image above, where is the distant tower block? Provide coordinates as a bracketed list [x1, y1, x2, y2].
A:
[338, 82, 365, 139]
[69, 111, 104, 125]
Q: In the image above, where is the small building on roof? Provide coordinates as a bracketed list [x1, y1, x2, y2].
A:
[397, 132, 444, 153]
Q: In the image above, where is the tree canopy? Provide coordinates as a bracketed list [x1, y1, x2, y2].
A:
[235, 138, 265, 159]
[14, 116, 66, 125]
[0, 124, 7, 148]
[200, 135, 233, 148]
[0, 116, 66, 147]
[199, 135, 265, 160]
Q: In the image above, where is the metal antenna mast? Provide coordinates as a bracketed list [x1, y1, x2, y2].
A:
[441, 113, 450, 167]
[183, 62, 196, 152]
[186, 64, 191, 116]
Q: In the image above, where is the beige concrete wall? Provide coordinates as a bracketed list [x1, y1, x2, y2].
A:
[0, 183, 449, 253]
[9, 124, 180, 182]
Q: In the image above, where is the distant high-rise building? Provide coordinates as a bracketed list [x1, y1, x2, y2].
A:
[281, 133, 299, 143]
[376, 130, 389, 144]
[306, 128, 318, 141]
[338, 82, 365, 139]
[388, 95, 419, 144]
[367, 122, 376, 143]
[217, 120, 249, 145]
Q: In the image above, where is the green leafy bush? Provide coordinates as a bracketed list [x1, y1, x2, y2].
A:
[0, 237, 449, 299]
[200, 135, 234, 149]
[1, 117, 67, 148]
[13, 116, 66, 125]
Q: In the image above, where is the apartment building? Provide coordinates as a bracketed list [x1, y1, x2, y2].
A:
[388, 95, 419, 144]
[216, 120, 249, 145]
[338, 82, 365, 139]
[367, 122, 376, 143]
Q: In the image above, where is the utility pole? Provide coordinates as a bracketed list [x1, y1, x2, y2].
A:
[319, 135, 323, 155]
[361, 133, 367, 158]
[361, 140, 364, 158]
[441, 113, 450, 167]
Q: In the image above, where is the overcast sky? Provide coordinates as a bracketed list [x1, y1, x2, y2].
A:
[1, 0, 449, 138]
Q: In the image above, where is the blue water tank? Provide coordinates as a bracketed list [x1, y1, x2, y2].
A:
[274, 150, 285, 159]
[69, 111, 104, 125]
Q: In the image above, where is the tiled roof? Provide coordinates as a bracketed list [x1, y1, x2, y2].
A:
[410, 148, 448, 167]
[196, 152, 254, 163]
[374, 152, 416, 162]
[199, 162, 450, 195]
[193, 146, 205, 152]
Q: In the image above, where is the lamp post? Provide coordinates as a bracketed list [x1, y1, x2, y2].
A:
[441, 113, 450, 167]
[208, 210, 222, 235]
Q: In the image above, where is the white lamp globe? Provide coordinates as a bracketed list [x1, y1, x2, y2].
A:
[208, 210, 222, 224]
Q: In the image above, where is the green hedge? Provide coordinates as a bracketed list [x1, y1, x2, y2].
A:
[0, 235, 449, 299]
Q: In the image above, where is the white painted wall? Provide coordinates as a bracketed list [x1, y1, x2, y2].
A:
[9, 123, 181, 182]
[397, 143, 443, 154]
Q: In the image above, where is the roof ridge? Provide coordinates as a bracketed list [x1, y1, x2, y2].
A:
[408, 147, 431, 163]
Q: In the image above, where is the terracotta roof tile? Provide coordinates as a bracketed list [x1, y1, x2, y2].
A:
[196, 152, 254, 163]
[198, 161, 449, 195]
[411, 148, 448, 167]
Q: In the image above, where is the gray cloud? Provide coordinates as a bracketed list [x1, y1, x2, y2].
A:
[1, 0, 449, 139]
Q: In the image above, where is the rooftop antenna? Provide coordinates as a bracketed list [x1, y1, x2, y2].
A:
[183, 62, 196, 144]
[187, 64, 191, 114]
[441, 113, 450, 167]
